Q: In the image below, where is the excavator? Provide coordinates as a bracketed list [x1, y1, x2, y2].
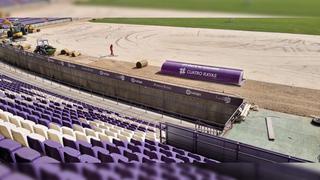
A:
[1, 18, 27, 39]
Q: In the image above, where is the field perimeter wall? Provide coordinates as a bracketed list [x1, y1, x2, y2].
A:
[0, 44, 244, 130]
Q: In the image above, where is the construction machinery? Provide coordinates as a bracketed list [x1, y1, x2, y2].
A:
[1, 19, 27, 40]
[34, 39, 56, 56]
[26, 24, 40, 33]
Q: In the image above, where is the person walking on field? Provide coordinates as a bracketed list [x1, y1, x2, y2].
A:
[110, 44, 114, 56]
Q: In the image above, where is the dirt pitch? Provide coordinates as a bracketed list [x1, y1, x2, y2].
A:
[20, 20, 320, 117]
[9, 1, 319, 118]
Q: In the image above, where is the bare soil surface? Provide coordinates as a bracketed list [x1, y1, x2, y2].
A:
[21, 21, 320, 117]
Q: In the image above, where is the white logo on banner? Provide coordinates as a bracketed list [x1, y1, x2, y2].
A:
[119, 75, 125, 81]
[153, 83, 172, 90]
[185, 89, 201, 96]
[179, 68, 186, 75]
[99, 71, 110, 76]
[131, 78, 143, 84]
[68, 63, 75, 68]
[216, 95, 232, 104]
[224, 97, 231, 104]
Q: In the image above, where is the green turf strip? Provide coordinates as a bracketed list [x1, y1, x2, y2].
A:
[77, 0, 320, 17]
[90, 18, 320, 36]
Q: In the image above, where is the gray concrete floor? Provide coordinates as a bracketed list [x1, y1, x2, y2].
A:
[224, 109, 320, 162]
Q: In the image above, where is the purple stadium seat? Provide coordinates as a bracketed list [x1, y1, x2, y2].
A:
[78, 141, 94, 157]
[128, 143, 143, 154]
[43, 140, 63, 162]
[187, 152, 202, 161]
[112, 154, 129, 163]
[176, 154, 192, 163]
[1, 173, 33, 180]
[0, 164, 11, 179]
[63, 137, 79, 150]
[124, 150, 139, 162]
[113, 138, 127, 148]
[91, 138, 110, 149]
[143, 149, 160, 160]
[32, 156, 60, 164]
[97, 149, 114, 163]
[79, 154, 101, 163]
[161, 155, 177, 163]
[145, 143, 158, 152]
[0, 139, 22, 163]
[14, 147, 41, 163]
[27, 136, 44, 154]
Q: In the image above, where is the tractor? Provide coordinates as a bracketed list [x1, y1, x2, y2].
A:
[34, 39, 56, 56]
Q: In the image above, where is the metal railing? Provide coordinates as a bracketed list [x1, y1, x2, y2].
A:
[160, 122, 312, 163]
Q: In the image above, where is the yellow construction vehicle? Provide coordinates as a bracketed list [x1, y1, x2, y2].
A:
[26, 24, 40, 33]
[2, 19, 27, 39]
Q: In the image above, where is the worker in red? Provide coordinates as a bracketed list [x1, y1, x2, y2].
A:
[110, 44, 114, 56]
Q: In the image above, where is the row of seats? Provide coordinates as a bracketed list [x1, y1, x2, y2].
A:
[0, 112, 224, 179]
[0, 161, 226, 180]
[0, 74, 220, 164]
[0, 75, 158, 135]
[0, 108, 217, 164]
[0, 132, 59, 163]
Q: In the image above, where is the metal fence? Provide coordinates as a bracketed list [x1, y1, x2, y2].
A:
[160, 122, 312, 163]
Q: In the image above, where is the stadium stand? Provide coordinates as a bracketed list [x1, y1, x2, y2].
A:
[0, 17, 72, 28]
[0, 74, 220, 164]
[0, 0, 49, 8]
[0, 161, 226, 180]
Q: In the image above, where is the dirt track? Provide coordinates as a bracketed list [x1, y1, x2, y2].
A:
[40, 53, 319, 118]
[14, 13, 319, 118]
[25, 21, 320, 90]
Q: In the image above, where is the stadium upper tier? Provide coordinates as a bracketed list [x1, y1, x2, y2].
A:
[0, 0, 49, 7]
[0, 17, 72, 29]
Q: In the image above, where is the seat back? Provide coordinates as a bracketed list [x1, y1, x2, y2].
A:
[33, 124, 48, 139]
[44, 140, 63, 162]
[11, 127, 30, 147]
[49, 123, 61, 133]
[20, 120, 35, 133]
[0, 122, 15, 139]
[9, 116, 22, 127]
[61, 126, 74, 137]
[75, 131, 90, 143]
[27, 134, 45, 154]
[73, 124, 84, 133]
[47, 129, 63, 144]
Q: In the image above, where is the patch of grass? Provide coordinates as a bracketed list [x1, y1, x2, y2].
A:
[77, 0, 320, 17]
[91, 18, 320, 35]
